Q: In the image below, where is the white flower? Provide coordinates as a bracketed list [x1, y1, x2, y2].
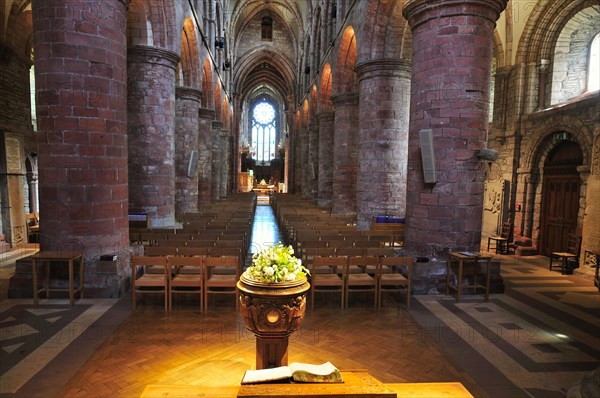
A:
[263, 266, 274, 276]
[285, 273, 296, 281]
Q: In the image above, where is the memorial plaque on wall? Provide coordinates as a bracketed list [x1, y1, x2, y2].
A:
[1, 132, 25, 174]
[0, 132, 27, 245]
[482, 180, 508, 239]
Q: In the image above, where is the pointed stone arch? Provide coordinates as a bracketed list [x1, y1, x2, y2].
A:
[335, 26, 358, 95]
[357, 0, 407, 63]
[202, 58, 213, 109]
[319, 64, 333, 112]
[515, 0, 598, 64]
[179, 17, 201, 89]
[128, 0, 178, 51]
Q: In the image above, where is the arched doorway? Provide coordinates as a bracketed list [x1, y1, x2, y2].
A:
[539, 139, 583, 256]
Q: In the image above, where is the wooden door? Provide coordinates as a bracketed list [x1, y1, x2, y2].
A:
[540, 176, 580, 256]
[539, 140, 582, 256]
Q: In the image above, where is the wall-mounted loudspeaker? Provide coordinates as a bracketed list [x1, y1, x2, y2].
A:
[187, 150, 198, 178]
[419, 129, 437, 184]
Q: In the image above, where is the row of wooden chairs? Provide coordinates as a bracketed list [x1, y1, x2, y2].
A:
[131, 255, 240, 312]
[309, 255, 413, 311]
[272, 195, 404, 253]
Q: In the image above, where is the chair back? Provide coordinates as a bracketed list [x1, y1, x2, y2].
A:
[567, 234, 582, 254]
[311, 256, 347, 276]
[131, 256, 168, 275]
[169, 255, 203, 275]
[499, 221, 513, 239]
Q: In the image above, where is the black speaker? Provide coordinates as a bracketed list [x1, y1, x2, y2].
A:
[187, 150, 198, 178]
[419, 129, 436, 183]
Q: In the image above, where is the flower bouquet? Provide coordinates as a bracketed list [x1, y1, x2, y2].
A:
[243, 243, 309, 283]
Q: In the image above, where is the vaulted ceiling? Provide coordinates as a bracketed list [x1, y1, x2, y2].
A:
[226, 0, 310, 108]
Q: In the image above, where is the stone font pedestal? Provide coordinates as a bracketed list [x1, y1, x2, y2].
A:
[237, 275, 310, 369]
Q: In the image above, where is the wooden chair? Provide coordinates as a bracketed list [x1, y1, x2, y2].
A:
[366, 247, 396, 257]
[301, 247, 336, 272]
[310, 256, 346, 310]
[169, 256, 203, 311]
[487, 221, 513, 254]
[177, 247, 212, 257]
[345, 256, 378, 309]
[131, 256, 169, 311]
[353, 240, 382, 249]
[144, 246, 178, 256]
[204, 256, 239, 311]
[378, 256, 413, 310]
[549, 233, 581, 274]
[26, 212, 40, 243]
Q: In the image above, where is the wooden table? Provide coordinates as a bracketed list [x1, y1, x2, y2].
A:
[140, 372, 474, 397]
[446, 252, 492, 302]
[32, 251, 84, 305]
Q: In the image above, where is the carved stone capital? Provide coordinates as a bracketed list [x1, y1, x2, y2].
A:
[355, 59, 412, 81]
[128, 45, 180, 70]
[403, 0, 508, 29]
[175, 86, 202, 102]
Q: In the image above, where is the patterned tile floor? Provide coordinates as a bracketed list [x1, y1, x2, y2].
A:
[411, 255, 600, 398]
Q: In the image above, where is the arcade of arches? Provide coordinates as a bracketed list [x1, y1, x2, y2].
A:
[0, 0, 599, 396]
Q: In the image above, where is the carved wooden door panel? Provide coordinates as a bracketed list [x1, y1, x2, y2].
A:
[540, 175, 580, 256]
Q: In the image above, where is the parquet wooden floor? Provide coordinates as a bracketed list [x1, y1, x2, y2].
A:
[57, 298, 486, 398]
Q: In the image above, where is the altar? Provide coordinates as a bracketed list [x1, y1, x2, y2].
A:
[252, 184, 276, 195]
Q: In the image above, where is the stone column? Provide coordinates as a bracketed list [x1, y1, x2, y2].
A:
[536, 60, 550, 111]
[403, 0, 507, 258]
[198, 108, 214, 208]
[220, 130, 230, 198]
[355, 59, 412, 230]
[175, 87, 202, 215]
[331, 94, 359, 215]
[128, 45, 179, 227]
[285, 110, 295, 192]
[308, 120, 319, 201]
[317, 111, 334, 208]
[581, 136, 600, 265]
[212, 121, 222, 202]
[32, 0, 129, 259]
[300, 126, 310, 197]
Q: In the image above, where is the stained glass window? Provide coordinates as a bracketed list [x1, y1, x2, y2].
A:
[251, 101, 276, 163]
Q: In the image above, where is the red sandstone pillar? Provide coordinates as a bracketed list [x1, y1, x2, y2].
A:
[308, 120, 319, 201]
[331, 94, 359, 215]
[32, 0, 128, 259]
[355, 60, 412, 230]
[211, 121, 222, 202]
[285, 110, 296, 192]
[317, 111, 334, 208]
[198, 108, 214, 208]
[128, 45, 179, 227]
[403, 0, 507, 257]
[220, 130, 230, 198]
[300, 127, 310, 197]
[175, 87, 201, 214]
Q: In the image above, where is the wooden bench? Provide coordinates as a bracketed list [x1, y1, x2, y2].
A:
[370, 218, 405, 247]
[129, 213, 150, 229]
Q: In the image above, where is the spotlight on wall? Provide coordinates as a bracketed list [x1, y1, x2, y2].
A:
[215, 36, 225, 50]
[304, 66, 310, 75]
[476, 149, 499, 162]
